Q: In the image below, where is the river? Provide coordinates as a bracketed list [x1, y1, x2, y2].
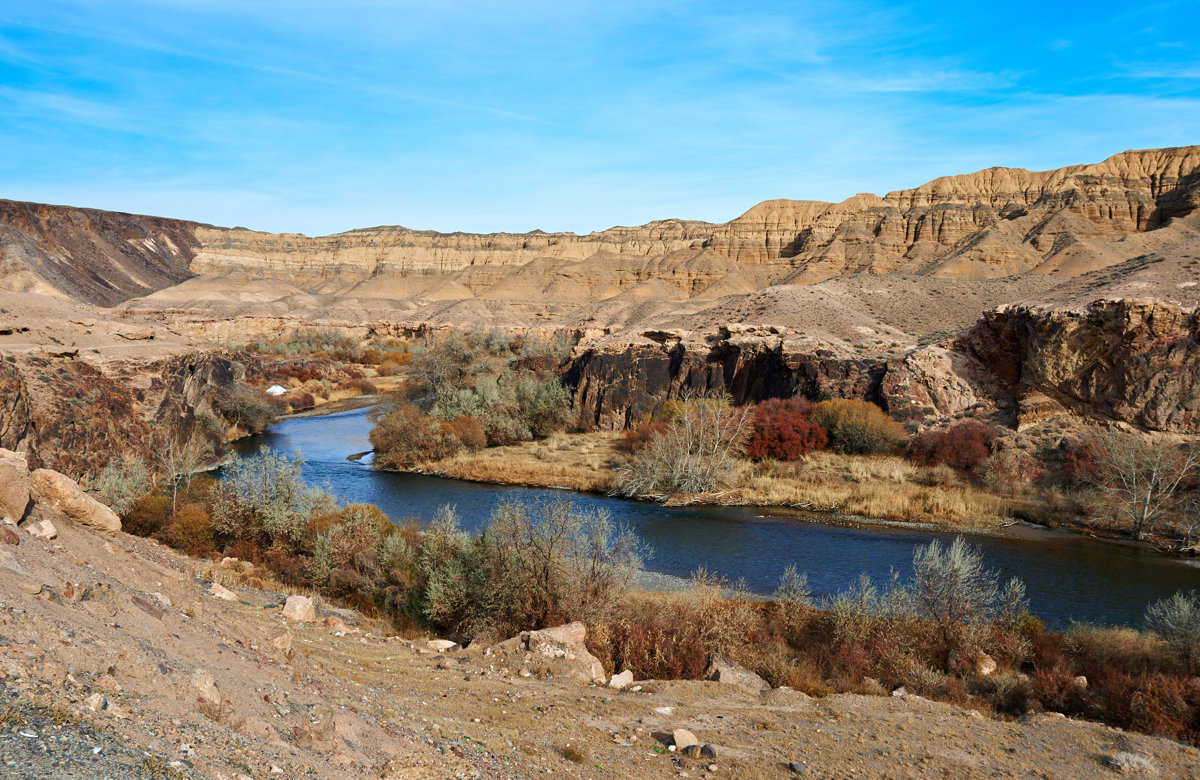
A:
[236, 405, 1199, 630]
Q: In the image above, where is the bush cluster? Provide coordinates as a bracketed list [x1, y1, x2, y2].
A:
[744, 398, 827, 461]
[809, 399, 908, 455]
[907, 420, 998, 473]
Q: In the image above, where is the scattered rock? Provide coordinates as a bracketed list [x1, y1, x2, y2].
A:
[788, 760, 807, 776]
[1074, 675, 1088, 690]
[0, 450, 31, 521]
[1107, 752, 1158, 775]
[22, 516, 58, 541]
[29, 468, 121, 534]
[190, 668, 221, 705]
[427, 639, 459, 652]
[282, 595, 316, 622]
[96, 674, 121, 693]
[272, 632, 293, 654]
[609, 670, 634, 689]
[0, 526, 19, 546]
[672, 729, 698, 751]
[705, 654, 771, 692]
[323, 616, 347, 632]
[130, 594, 164, 619]
[0, 549, 25, 574]
[208, 582, 237, 601]
[84, 693, 106, 711]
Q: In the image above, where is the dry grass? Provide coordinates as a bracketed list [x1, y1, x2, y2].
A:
[411, 432, 1017, 527]
[418, 432, 624, 493]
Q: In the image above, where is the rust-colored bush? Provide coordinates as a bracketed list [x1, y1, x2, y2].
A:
[123, 491, 171, 537]
[345, 378, 378, 394]
[620, 421, 669, 452]
[450, 415, 488, 450]
[160, 503, 217, 558]
[907, 420, 997, 473]
[745, 398, 827, 461]
[369, 403, 462, 468]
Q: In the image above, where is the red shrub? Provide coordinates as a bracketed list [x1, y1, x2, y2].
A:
[745, 398, 827, 461]
[621, 421, 670, 452]
[907, 421, 997, 473]
[1060, 437, 1101, 486]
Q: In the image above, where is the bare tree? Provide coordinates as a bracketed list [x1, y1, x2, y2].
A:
[615, 391, 752, 497]
[1093, 431, 1199, 541]
[155, 428, 213, 512]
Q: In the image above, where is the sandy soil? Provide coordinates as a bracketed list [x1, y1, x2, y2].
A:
[4, 508, 1197, 778]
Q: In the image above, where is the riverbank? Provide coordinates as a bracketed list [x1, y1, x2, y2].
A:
[391, 430, 1023, 534]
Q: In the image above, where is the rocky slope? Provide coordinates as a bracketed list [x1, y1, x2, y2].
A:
[0, 200, 201, 306]
[2, 488, 1198, 778]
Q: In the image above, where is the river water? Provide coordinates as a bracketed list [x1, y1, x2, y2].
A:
[237, 406, 1199, 630]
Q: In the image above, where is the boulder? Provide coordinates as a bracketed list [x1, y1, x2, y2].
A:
[0, 449, 30, 521]
[28, 469, 121, 534]
[282, 595, 316, 622]
[427, 639, 459, 652]
[207, 582, 237, 601]
[705, 654, 771, 692]
[190, 668, 221, 705]
[535, 621, 587, 645]
[527, 624, 606, 684]
[672, 729, 698, 750]
[608, 670, 634, 689]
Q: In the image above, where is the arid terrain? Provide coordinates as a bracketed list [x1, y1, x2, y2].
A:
[4, 147, 1200, 778]
[3, 490, 1198, 779]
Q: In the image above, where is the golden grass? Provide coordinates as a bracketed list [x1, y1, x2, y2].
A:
[412, 432, 1018, 528]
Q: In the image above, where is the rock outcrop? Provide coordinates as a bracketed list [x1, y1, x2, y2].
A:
[0, 199, 201, 305]
[0, 448, 31, 521]
[28, 468, 121, 534]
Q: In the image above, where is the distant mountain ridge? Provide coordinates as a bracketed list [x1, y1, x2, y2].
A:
[2, 146, 1198, 308]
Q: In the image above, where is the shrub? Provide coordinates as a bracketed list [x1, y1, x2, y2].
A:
[615, 393, 751, 496]
[160, 503, 217, 558]
[621, 421, 669, 452]
[369, 403, 463, 468]
[911, 536, 1028, 658]
[1146, 590, 1200, 673]
[122, 491, 172, 537]
[906, 420, 998, 473]
[745, 398, 827, 461]
[450, 415, 488, 451]
[90, 452, 154, 516]
[810, 399, 906, 455]
[980, 448, 1045, 490]
[208, 450, 337, 553]
[212, 385, 281, 433]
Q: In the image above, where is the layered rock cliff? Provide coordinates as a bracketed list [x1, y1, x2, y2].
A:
[0, 200, 201, 306]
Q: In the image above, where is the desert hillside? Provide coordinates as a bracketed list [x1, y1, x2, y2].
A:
[1, 461, 1197, 779]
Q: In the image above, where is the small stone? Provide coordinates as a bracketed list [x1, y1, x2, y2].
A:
[427, 639, 459, 652]
[151, 592, 172, 608]
[96, 674, 121, 693]
[1107, 752, 1157, 775]
[21, 581, 42, 595]
[891, 685, 907, 697]
[788, 761, 806, 776]
[207, 582, 237, 601]
[0, 550, 25, 575]
[190, 668, 221, 705]
[1074, 675, 1088, 689]
[323, 616, 347, 632]
[672, 729, 698, 750]
[609, 670, 634, 689]
[85, 693, 106, 711]
[282, 595, 316, 622]
[0, 527, 18, 545]
[272, 632, 293, 654]
[23, 517, 57, 541]
[700, 744, 718, 760]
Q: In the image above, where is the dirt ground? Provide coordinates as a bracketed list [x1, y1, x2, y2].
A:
[1, 517, 1198, 779]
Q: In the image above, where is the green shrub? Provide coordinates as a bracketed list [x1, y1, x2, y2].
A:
[208, 450, 337, 552]
[1146, 590, 1200, 673]
[810, 399, 907, 455]
[90, 452, 154, 516]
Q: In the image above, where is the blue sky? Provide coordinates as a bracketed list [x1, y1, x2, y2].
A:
[0, 1, 1197, 236]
